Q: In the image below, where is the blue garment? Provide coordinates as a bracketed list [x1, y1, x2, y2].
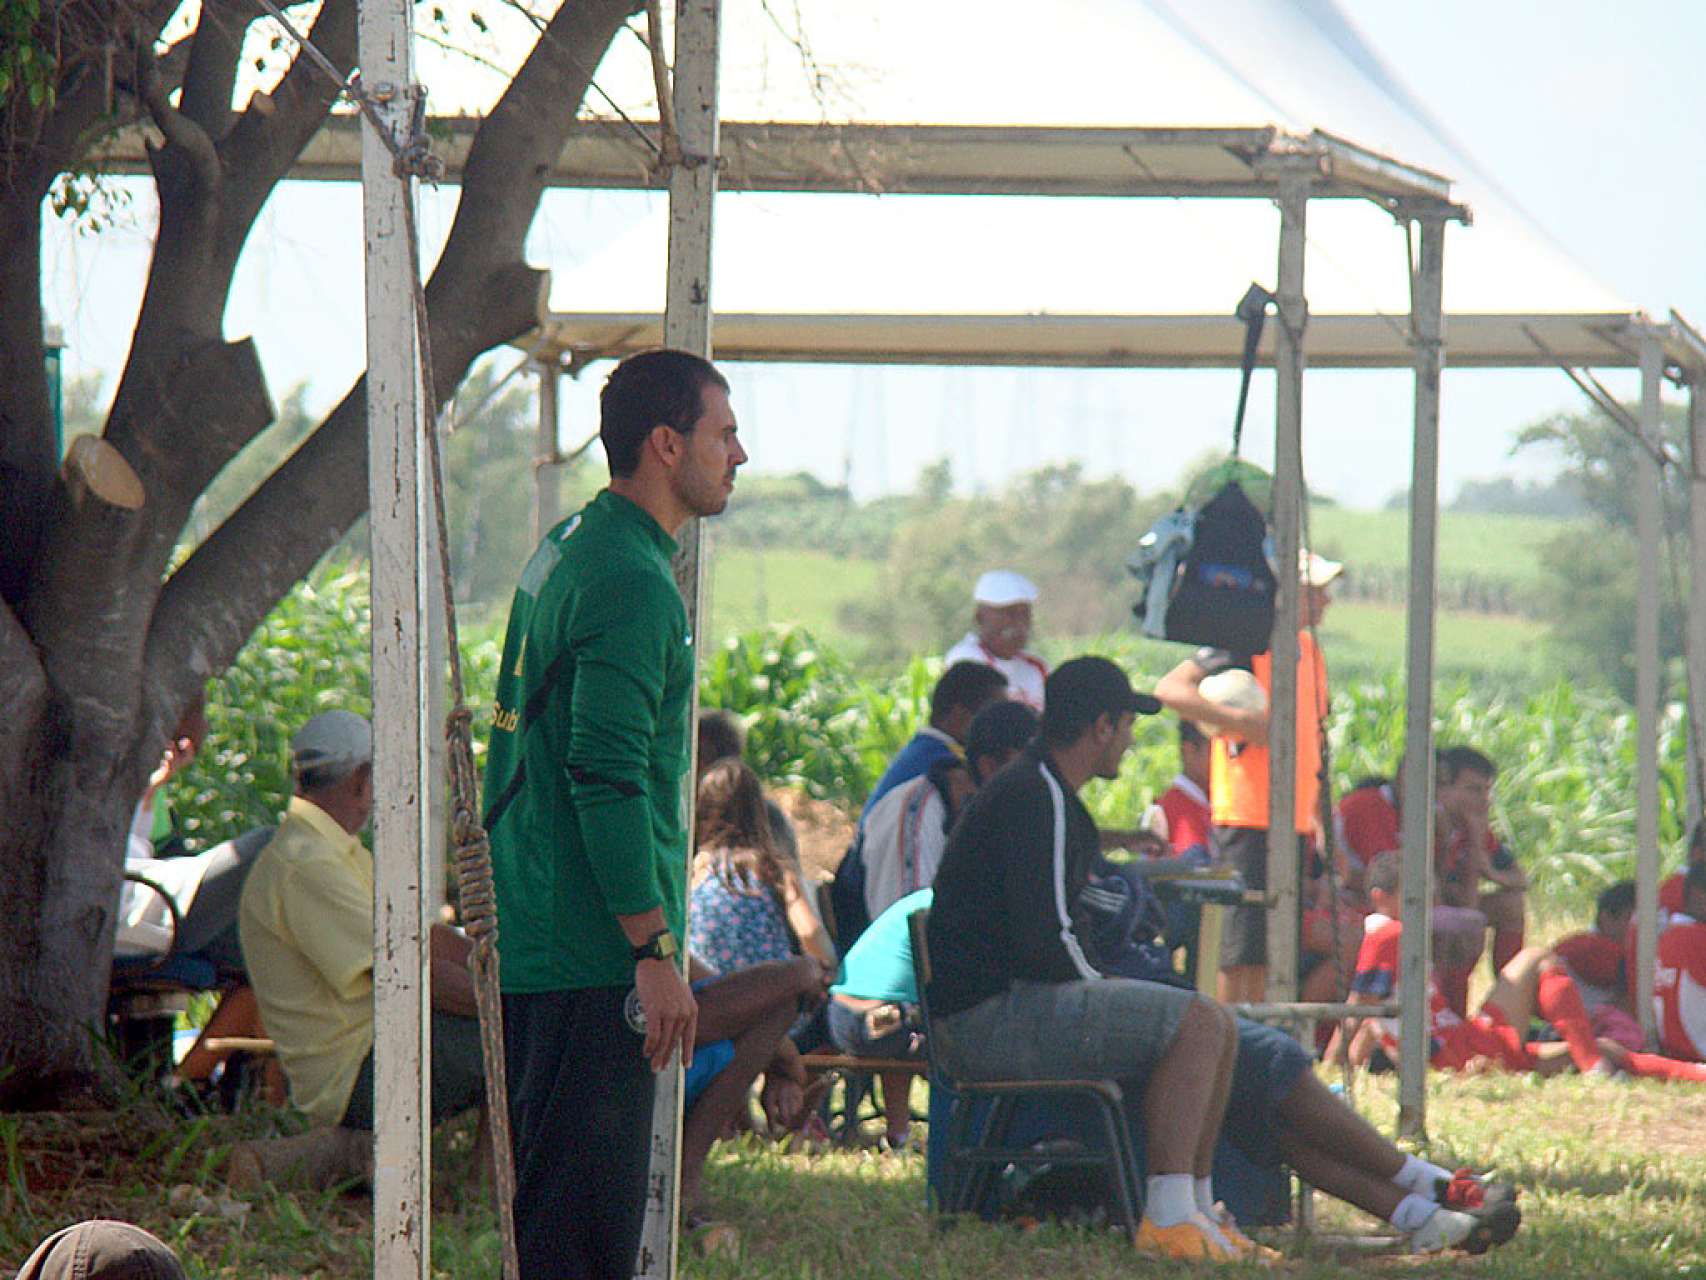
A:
[688, 872, 793, 976]
[832, 890, 932, 1003]
[684, 1038, 735, 1106]
[861, 731, 957, 820]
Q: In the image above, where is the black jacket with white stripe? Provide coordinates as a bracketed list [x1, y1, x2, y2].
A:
[925, 741, 1102, 1019]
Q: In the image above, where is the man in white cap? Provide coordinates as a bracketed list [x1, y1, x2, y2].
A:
[1154, 550, 1343, 1004]
[238, 711, 484, 1167]
[943, 569, 1049, 710]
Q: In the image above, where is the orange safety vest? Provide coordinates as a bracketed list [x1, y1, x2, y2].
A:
[1209, 632, 1327, 834]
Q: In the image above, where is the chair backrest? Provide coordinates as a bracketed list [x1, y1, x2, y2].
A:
[907, 907, 956, 1087]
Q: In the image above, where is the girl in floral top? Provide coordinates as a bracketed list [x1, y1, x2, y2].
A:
[689, 759, 836, 976]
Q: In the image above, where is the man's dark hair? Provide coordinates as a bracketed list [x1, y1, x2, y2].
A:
[599, 349, 730, 478]
[966, 700, 1039, 768]
[1437, 745, 1497, 785]
[1596, 879, 1637, 921]
[1686, 861, 1706, 901]
[1178, 720, 1207, 749]
[697, 709, 745, 767]
[928, 662, 1008, 727]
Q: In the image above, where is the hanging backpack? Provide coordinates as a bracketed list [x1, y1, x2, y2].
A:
[1126, 284, 1279, 654]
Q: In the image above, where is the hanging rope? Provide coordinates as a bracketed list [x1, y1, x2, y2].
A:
[244, 3, 519, 1275]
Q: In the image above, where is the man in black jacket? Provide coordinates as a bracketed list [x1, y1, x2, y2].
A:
[926, 656, 1252, 1263]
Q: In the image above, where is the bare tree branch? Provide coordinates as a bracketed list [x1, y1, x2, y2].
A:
[137, 43, 220, 196]
[178, 0, 252, 140]
[218, 0, 358, 242]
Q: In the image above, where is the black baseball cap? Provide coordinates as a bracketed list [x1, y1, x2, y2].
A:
[1042, 656, 1162, 743]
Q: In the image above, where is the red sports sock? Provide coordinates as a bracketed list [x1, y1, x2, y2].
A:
[1535, 969, 1602, 1073]
[1438, 965, 1473, 1018]
[1492, 929, 1525, 974]
[1621, 1051, 1706, 1082]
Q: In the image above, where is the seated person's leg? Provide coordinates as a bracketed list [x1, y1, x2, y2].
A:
[1480, 886, 1526, 974]
[827, 997, 921, 1146]
[1431, 906, 1488, 1017]
[680, 976, 802, 1214]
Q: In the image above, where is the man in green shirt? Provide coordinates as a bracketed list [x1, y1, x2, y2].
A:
[485, 349, 745, 1280]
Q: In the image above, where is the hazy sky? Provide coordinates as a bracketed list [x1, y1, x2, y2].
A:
[41, 0, 1706, 509]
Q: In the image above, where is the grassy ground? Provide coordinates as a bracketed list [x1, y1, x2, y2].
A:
[7, 1068, 1704, 1279]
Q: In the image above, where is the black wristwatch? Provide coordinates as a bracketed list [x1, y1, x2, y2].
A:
[631, 929, 679, 964]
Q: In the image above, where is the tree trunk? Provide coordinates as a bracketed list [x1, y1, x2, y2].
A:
[0, 0, 643, 1105]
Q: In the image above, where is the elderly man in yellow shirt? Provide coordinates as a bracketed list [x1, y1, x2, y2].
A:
[238, 712, 483, 1167]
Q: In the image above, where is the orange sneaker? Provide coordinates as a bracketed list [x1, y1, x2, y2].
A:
[1134, 1213, 1243, 1263]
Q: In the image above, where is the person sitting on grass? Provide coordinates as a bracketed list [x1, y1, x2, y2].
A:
[1347, 853, 1706, 1083]
[1551, 879, 1644, 1051]
[1652, 863, 1706, 1063]
[1658, 822, 1706, 926]
[1433, 746, 1528, 1013]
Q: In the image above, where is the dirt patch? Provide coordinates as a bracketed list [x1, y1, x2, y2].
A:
[772, 787, 856, 882]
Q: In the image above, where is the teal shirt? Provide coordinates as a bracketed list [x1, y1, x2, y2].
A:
[484, 491, 695, 992]
[831, 890, 933, 1004]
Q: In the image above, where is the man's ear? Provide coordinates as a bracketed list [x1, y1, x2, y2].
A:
[647, 423, 683, 468]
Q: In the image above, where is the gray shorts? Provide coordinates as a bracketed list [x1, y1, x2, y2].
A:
[932, 977, 1200, 1087]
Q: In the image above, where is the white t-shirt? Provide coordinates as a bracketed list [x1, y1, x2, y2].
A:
[861, 772, 952, 922]
[944, 633, 1048, 710]
[115, 798, 216, 958]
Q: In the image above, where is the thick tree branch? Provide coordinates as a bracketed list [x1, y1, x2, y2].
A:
[137, 44, 220, 196]
[147, 262, 544, 711]
[217, 0, 357, 245]
[0, 205, 54, 611]
[178, 0, 251, 140]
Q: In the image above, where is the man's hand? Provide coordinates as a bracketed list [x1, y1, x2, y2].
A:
[634, 957, 697, 1072]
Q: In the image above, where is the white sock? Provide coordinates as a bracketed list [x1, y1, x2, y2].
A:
[1194, 1176, 1217, 1217]
[1145, 1173, 1198, 1227]
[1393, 1153, 1452, 1198]
[1390, 1192, 1439, 1234]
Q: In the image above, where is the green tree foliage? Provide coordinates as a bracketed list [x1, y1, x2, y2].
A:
[1515, 405, 1691, 699]
[842, 460, 1173, 665]
[714, 470, 913, 559]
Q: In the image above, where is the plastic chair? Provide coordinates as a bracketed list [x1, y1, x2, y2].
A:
[907, 908, 1142, 1238]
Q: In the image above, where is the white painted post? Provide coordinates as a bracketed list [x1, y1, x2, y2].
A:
[1635, 328, 1664, 1045]
[1398, 215, 1446, 1139]
[1265, 172, 1309, 1005]
[359, 0, 432, 1272]
[1688, 380, 1706, 831]
[637, 4, 720, 1278]
[533, 357, 561, 546]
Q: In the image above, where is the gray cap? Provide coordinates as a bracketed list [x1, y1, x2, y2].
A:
[291, 710, 372, 783]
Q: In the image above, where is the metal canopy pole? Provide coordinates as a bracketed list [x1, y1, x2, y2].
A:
[637, 4, 720, 1278]
[533, 356, 562, 546]
[1264, 172, 1309, 1005]
[1397, 215, 1446, 1139]
[359, 0, 431, 1270]
[1689, 379, 1706, 831]
[1635, 328, 1664, 1045]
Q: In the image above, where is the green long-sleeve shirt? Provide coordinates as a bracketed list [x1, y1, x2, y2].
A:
[484, 490, 694, 992]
